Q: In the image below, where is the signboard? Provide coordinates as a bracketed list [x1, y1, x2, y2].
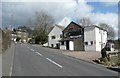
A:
[70, 35, 82, 39]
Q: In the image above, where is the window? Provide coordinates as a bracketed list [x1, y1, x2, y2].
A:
[51, 36, 55, 39]
[51, 44, 53, 47]
[84, 42, 88, 45]
[60, 34, 62, 38]
[90, 41, 93, 45]
[61, 41, 64, 45]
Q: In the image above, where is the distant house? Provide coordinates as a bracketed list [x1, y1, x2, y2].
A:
[16, 29, 28, 43]
[84, 26, 107, 51]
[11, 31, 17, 42]
[59, 21, 84, 51]
[106, 40, 115, 51]
[48, 24, 65, 48]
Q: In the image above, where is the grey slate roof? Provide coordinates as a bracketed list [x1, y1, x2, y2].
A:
[55, 24, 65, 30]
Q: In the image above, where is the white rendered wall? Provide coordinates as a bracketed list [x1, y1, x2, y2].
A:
[48, 26, 62, 47]
[60, 41, 66, 50]
[84, 27, 96, 51]
[95, 27, 101, 51]
[60, 45, 66, 50]
[95, 27, 107, 51]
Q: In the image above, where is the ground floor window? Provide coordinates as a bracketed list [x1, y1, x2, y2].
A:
[61, 41, 64, 45]
[84, 42, 88, 45]
[51, 44, 53, 47]
[90, 41, 93, 45]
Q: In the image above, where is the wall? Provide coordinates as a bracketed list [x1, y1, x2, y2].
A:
[60, 41, 66, 50]
[95, 27, 101, 51]
[48, 26, 62, 47]
[95, 27, 107, 51]
[84, 27, 96, 51]
[74, 38, 84, 51]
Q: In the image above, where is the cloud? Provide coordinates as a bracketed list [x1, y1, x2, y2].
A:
[2, 0, 93, 26]
[1, 0, 118, 38]
[91, 13, 118, 27]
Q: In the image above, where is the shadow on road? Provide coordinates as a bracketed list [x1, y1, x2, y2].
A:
[107, 67, 120, 73]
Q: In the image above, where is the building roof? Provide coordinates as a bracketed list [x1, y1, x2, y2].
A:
[48, 24, 65, 35]
[62, 21, 84, 32]
[84, 25, 107, 31]
[55, 24, 65, 30]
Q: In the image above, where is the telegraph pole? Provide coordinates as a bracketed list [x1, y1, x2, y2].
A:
[9, 14, 14, 44]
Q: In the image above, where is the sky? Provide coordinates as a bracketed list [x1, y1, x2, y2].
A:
[1, 0, 119, 38]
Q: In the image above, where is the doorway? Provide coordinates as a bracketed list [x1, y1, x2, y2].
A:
[56, 43, 60, 49]
[66, 41, 69, 50]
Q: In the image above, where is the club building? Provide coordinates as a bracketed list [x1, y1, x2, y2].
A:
[48, 21, 108, 52]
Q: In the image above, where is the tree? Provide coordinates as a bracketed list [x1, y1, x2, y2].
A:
[78, 17, 93, 26]
[99, 23, 115, 40]
[34, 11, 54, 33]
[33, 11, 54, 44]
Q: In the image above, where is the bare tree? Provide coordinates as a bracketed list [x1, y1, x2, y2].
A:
[34, 11, 54, 34]
[99, 23, 115, 40]
[32, 11, 54, 44]
[78, 17, 93, 26]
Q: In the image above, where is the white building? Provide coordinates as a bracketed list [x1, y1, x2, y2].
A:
[84, 26, 107, 51]
[48, 21, 108, 52]
[48, 25, 65, 48]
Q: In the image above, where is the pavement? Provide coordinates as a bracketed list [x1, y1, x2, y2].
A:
[2, 43, 15, 76]
[63, 51, 101, 63]
[7, 43, 118, 76]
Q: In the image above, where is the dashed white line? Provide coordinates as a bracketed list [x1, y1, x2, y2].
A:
[36, 52, 43, 56]
[31, 49, 34, 51]
[46, 58, 63, 68]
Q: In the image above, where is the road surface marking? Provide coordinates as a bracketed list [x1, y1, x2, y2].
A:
[28, 47, 30, 49]
[31, 49, 34, 51]
[36, 52, 43, 56]
[9, 44, 15, 76]
[9, 66, 13, 76]
[46, 58, 63, 68]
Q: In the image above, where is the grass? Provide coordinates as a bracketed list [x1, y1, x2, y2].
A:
[99, 54, 120, 67]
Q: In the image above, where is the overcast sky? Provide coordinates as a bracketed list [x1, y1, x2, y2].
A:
[1, 0, 119, 37]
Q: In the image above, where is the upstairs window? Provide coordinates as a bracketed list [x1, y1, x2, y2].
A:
[90, 41, 93, 45]
[51, 36, 56, 39]
[60, 34, 62, 38]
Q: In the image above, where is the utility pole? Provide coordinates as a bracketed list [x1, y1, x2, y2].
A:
[9, 14, 14, 44]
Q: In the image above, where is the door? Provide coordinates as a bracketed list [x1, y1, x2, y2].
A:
[56, 43, 60, 49]
[66, 41, 69, 50]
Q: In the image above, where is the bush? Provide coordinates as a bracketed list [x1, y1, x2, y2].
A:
[101, 48, 107, 58]
[101, 57, 108, 62]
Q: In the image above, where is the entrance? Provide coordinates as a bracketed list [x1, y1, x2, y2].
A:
[66, 41, 69, 50]
[56, 43, 60, 49]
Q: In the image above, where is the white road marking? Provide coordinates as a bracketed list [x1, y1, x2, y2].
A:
[9, 66, 13, 76]
[31, 49, 34, 51]
[36, 52, 43, 56]
[9, 44, 15, 76]
[46, 58, 63, 68]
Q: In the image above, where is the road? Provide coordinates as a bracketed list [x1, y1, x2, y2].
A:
[11, 43, 118, 76]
